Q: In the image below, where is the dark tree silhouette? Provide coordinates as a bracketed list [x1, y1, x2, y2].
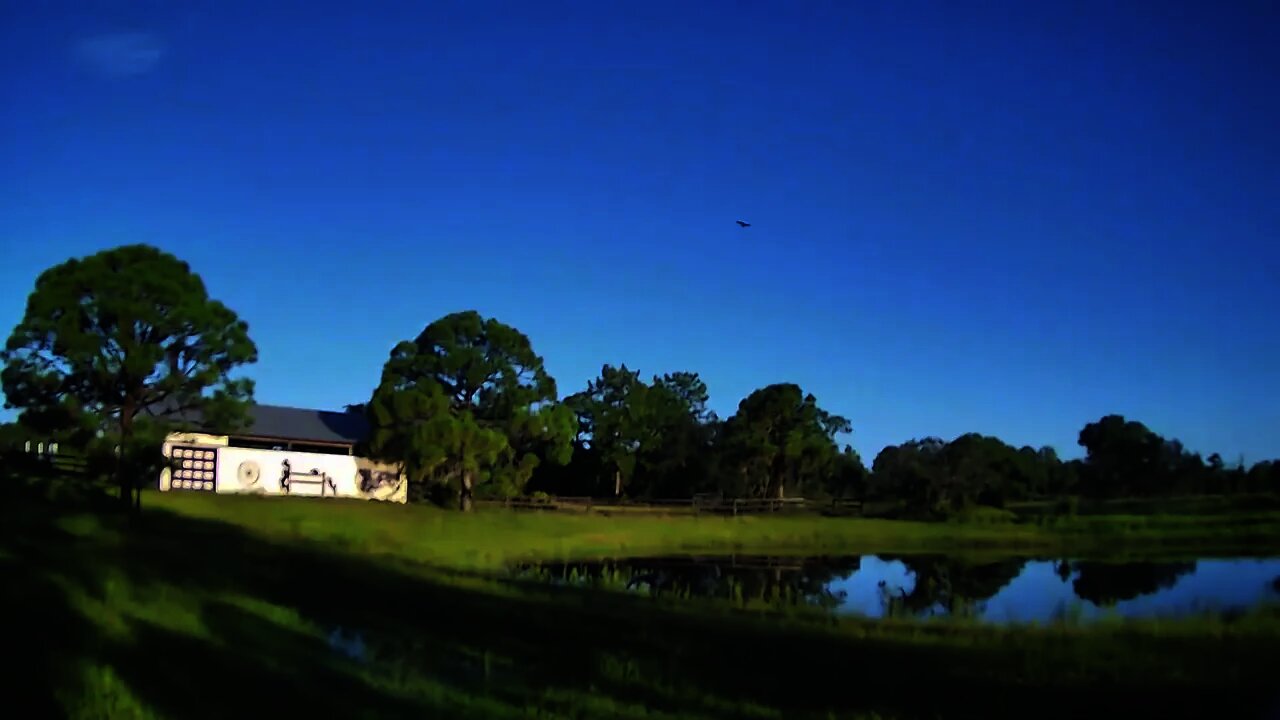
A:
[2, 244, 257, 511]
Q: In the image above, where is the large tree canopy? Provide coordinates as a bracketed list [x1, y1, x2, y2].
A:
[1074, 414, 1254, 498]
[870, 433, 1083, 517]
[1, 244, 257, 509]
[382, 310, 557, 416]
[718, 383, 850, 499]
[564, 364, 648, 497]
[564, 366, 719, 498]
[638, 372, 720, 497]
[367, 310, 572, 509]
[1077, 414, 1166, 497]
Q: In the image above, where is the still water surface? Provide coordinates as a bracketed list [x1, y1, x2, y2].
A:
[508, 554, 1280, 623]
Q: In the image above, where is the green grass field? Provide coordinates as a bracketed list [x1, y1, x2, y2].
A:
[5, 491, 1280, 719]
[153, 492, 1280, 567]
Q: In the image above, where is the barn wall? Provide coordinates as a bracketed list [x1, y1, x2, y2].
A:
[160, 433, 407, 503]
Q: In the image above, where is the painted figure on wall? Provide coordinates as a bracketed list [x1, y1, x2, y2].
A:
[359, 468, 402, 493]
[281, 458, 337, 496]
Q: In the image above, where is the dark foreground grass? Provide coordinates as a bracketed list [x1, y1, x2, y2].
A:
[4, 493, 1280, 719]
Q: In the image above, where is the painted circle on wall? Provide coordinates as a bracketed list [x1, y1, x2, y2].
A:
[237, 461, 261, 487]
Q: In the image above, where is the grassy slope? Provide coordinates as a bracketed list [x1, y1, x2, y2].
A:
[5, 492, 1280, 719]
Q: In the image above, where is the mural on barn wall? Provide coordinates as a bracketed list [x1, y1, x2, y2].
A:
[160, 439, 407, 503]
[279, 458, 338, 496]
[169, 445, 218, 491]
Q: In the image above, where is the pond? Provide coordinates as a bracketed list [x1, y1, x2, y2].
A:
[506, 554, 1280, 624]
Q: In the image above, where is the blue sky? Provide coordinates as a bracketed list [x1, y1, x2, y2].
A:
[2, 1, 1278, 463]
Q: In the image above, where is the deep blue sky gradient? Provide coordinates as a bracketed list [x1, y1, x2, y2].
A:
[2, 1, 1278, 462]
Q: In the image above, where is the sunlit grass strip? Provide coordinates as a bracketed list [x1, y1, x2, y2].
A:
[149, 491, 1280, 571]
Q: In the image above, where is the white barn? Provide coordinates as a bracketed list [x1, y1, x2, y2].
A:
[159, 404, 406, 503]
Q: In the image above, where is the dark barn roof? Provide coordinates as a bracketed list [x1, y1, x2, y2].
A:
[236, 404, 370, 445]
[155, 400, 370, 446]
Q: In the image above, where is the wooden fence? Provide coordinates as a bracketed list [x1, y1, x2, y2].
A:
[2, 443, 90, 477]
[475, 495, 863, 516]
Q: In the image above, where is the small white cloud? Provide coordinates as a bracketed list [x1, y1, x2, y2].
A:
[75, 32, 165, 77]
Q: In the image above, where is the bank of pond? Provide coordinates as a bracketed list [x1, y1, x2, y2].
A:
[508, 552, 1280, 625]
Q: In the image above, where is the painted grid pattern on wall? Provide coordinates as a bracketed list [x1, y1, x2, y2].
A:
[170, 445, 218, 491]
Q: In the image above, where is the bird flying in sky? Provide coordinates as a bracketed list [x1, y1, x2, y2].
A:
[736, 220, 751, 227]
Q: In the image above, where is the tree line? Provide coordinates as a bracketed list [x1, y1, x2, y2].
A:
[3, 245, 1278, 513]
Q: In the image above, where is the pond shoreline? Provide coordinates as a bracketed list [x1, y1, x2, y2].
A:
[506, 553, 1280, 626]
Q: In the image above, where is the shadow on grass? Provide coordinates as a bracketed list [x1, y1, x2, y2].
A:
[2, 495, 1279, 719]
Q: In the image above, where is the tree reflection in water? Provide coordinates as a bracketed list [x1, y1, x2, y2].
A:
[510, 555, 1233, 621]
[509, 555, 863, 610]
[1068, 561, 1197, 605]
[875, 555, 1026, 619]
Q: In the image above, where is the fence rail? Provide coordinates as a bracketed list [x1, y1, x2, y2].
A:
[1, 446, 90, 476]
[475, 495, 863, 516]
